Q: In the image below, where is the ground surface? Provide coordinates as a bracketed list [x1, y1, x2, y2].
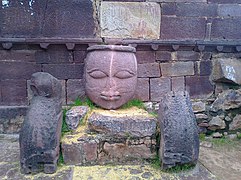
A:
[1, 134, 240, 180]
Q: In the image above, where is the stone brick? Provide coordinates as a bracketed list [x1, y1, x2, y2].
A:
[138, 63, 161, 78]
[186, 76, 214, 98]
[136, 51, 155, 64]
[162, 3, 176, 15]
[73, 51, 87, 63]
[1, 80, 27, 106]
[192, 101, 206, 113]
[176, 3, 218, 17]
[208, 0, 241, 4]
[0, 1, 46, 37]
[42, 0, 95, 37]
[201, 52, 212, 61]
[175, 51, 200, 61]
[62, 137, 98, 165]
[212, 58, 241, 85]
[171, 77, 185, 92]
[42, 64, 84, 80]
[0, 50, 36, 62]
[160, 16, 206, 40]
[0, 106, 27, 122]
[66, 79, 85, 104]
[160, 62, 194, 77]
[134, 78, 150, 101]
[211, 18, 241, 40]
[156, 51, 171, 61]
[200, 61, 212, 76]
[35, 46, 73, 64]
[150, 78, 171, 101]
[100, 2, 161, 39]
[88, 108, 157, 138]
[218, 4, 241, 17]
[0, 62, 41, 80]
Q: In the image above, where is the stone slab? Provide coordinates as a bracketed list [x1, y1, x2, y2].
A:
[100, 2, 161, 39]
[158, 91, 199, 170]
[212, 58, 241, 85]
[87, 107, 157, 138]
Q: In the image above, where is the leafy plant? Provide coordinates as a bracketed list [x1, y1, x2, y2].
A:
[61, 108, 71, 136]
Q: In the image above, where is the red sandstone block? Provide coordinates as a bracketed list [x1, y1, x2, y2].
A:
[134, 78, 150, 101]
[160, 62, 194, 77]
[0, 62, 41, 80]
[150, 77, 171, 101]
[160, 16, 206, 40]
[66, 79, 85, 104]
[186, 76, 214, 98]
[175, 51, 201, 61]
[42, 0, 95, 37]
[42, 64, 84, 80]
[211, 18, 241, 40]
[200, 61, 213, 76]
[73, 51, 87, 63]
[162, 3, 176, 15]
[1, 80, 27, 106]
[176, 3, 218, 17]
[208, 0, 241, 3]
[172, 77, 185, 92]
[138, 63, 161, 78]
[218, 4, 241, 17]
[0, 50, 36, 62]
[136, 51, 155, 64]
[36, 45, 73, 64]
[156, 51, 171, 62]
[0, 1, 46, 37]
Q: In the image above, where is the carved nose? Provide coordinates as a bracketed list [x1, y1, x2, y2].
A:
[100, 89, 120, 101]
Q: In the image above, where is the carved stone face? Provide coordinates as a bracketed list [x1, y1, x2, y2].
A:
[85, 45, 137, 109]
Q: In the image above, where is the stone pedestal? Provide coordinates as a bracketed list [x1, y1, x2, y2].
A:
[61, 107, 157, 165]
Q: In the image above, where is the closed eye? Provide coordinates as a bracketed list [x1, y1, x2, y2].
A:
[114, 70, 135, 79]
[88, 70, 107, 79]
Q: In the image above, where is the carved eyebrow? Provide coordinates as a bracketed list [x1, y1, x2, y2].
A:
[87, 68, 108, 74]
[115, 69, 136, 75]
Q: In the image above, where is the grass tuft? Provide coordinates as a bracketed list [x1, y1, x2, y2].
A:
[165, 164, 195, 173]
[199, 133, 206, 141]
[121, 99, 145, 109]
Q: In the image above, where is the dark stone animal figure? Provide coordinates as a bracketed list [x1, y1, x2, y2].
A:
[19, 72, 63, 174]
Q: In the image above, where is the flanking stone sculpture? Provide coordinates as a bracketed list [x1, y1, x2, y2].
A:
[158, 91, 199, 170]
[84, 45, 137, 110]
[19, 72, 63, 174]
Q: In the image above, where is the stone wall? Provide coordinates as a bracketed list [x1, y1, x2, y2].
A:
[0, 0, 240, 134]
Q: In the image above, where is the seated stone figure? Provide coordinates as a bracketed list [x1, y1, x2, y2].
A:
[85, 45, 137, 109]
[19, 72, 62, 174]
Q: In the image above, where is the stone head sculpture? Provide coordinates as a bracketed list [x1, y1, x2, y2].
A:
[85, 45, 137, 109]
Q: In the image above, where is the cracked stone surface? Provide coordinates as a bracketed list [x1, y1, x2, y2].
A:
[0, 134, 220, 180]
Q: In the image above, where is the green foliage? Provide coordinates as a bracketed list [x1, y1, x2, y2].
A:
[149, 111, 158, 118]
[165, 164, 195, 173]
[151, 155, 161, 169]
[210, 137, 236, 146]
[121, 99, 145, 109]
[61, 108, 71, 136]
[72, 97, 95, 109]
[57, 147, 64, 166]
[237, 133, 241, 139]
[199, 133, 206, 141]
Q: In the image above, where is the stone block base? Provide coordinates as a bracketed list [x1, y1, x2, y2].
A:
[61, 107, 157, 165]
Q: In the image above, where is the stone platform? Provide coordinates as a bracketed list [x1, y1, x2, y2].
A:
[61, 107, 158, 165]
[0, 134, 218, 180]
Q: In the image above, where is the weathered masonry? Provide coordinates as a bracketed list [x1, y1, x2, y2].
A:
[0, 0, 241, 134]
